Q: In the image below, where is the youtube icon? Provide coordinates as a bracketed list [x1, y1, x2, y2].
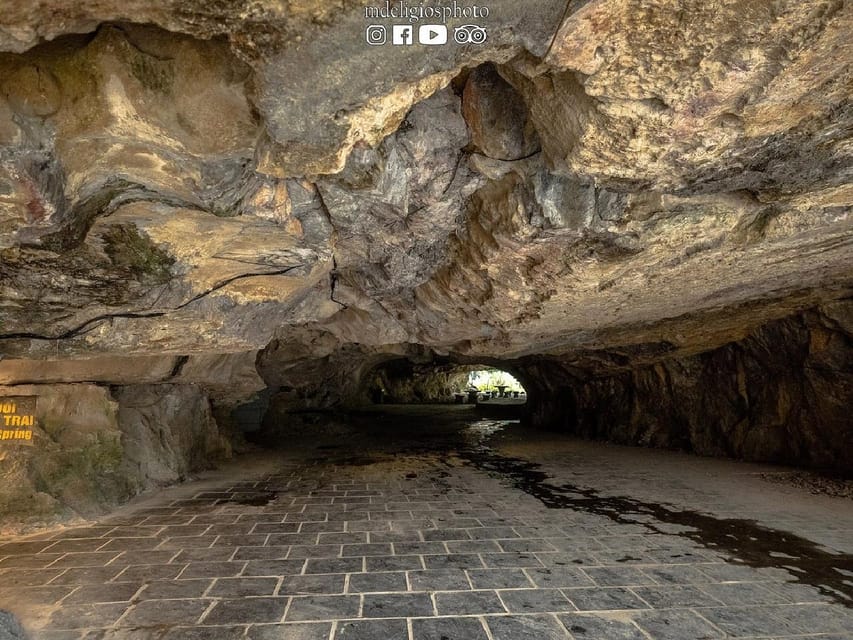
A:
[418, 24, 448, 45]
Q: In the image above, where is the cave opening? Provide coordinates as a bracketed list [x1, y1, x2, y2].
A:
[365, 361, 527, 408]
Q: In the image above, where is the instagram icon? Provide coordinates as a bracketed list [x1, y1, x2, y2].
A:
[365, 24, 387, 45]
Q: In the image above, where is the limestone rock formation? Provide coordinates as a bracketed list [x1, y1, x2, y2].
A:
[0, 383, 229, 531]
[0, 0, 850, 522]
[0, 610, 26, 640]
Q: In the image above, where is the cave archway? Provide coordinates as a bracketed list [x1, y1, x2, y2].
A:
[363, 359, 530, 413]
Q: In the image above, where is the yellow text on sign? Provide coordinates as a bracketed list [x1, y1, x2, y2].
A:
[0, 396, 37, 446]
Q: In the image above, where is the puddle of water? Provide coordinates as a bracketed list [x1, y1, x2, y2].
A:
[266, 410, 852, 606]
[458, 420, 853, 607]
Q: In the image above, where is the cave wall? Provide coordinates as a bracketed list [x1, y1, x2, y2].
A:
[0, 382, 231, 533]
[372, 362, 474, 404]
[521, 300, 853, 472]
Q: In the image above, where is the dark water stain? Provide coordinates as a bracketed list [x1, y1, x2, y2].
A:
[271, 409, 853, 606]
[217, 491, 277, 506]
[459, 442, 853, 607]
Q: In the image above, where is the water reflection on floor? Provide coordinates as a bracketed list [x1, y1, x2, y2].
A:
[1, 404, 851, 639]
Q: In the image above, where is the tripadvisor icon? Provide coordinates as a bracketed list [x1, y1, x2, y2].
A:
[365, 1, 490, 23]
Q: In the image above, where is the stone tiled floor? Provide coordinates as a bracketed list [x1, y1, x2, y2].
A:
[1, 412, 851, 639]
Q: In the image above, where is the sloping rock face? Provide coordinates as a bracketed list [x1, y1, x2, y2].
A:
[0, 0, 850, 515]
[516, 301, 853, 470]
[0, 383, 230, 532]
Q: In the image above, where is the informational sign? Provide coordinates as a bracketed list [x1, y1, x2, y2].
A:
[0, 396, 36, 446]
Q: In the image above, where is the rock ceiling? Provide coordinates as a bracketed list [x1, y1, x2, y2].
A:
[0, 0, 850, 401]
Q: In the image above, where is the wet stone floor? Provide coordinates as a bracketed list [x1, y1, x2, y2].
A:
[1, 407, 852, 639]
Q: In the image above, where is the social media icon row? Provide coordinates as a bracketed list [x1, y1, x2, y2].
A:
[365, 24, 486, 46]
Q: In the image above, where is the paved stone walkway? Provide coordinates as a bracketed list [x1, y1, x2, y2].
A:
[1, 411, 851, 639]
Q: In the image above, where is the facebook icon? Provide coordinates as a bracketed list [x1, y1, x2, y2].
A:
[392, 25, 414, 45]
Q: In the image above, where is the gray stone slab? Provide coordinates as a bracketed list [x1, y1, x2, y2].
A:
[280, 574, 346, 595]
[582, 567, 657, 587]
[347, 572, 408, 593]
[0, 568, 66, 587]
[498, 587, 575, 613]
[412, 616, 489, 640]
[342, 543, 393, 557]
[48, 552, 120, 568]
[204, 597, 288, 625]
[393, 542, 446, 555]
[120, 599, 210, 627]
[445, 540, 502, 554]
[421, 529, 471, 542]
[174, 547, 237, 562]
[486, 614, 571, 640]
[631, 585, 723, 608]
[434, 589, 506, 615]
[362, 592, 434, 618]
[44, 539, 110, 553]
[159, 626, 247, 640]
[138, 579, 212, 600]
[563, 587, 650, 611]
[180, 562, 245, 579]
[642, 565, 714, 584]
[698, 581, 790, 605]
[233, 546, 290, 561]
[286, 595, 361, 622]
[468, 527, 520, 540]
[774, 604, 853, 634]
[244, 559, 306, 576]
[318, 533, 368, 544]
[0, 585, 72, 606]
[500, 539, 558, 553]
[408, 569, 470, 591]
[468, 568, 534, 589]
[63, 582, 143, 604]
[525, 567, 596, 588]
[536, 552, 599, 567]
[334, 619, 408, 640]
[114, 564, 184, 582]
[481, 553, 544, 568]
[365, 556, 423, 572]
[422, 554, 484, 570]
[304, 558, 363, 575]
[247, 622, 334, 640]
[558, 613, 648, 640]
[634, 609, 724, 639]
[289, 544, 342, 559]
[209, 577, 279, 597]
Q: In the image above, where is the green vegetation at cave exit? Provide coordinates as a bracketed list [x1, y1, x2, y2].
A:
[467, 369, 524, 393]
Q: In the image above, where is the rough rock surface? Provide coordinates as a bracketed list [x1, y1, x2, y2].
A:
[113, 384, 232, 489]
[0, 383, 230, 532]
[0, 0, 851, 521]
[0, 610, 25, 640]
[372, 362, 475, 404]
[517, 301, 853, 471]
